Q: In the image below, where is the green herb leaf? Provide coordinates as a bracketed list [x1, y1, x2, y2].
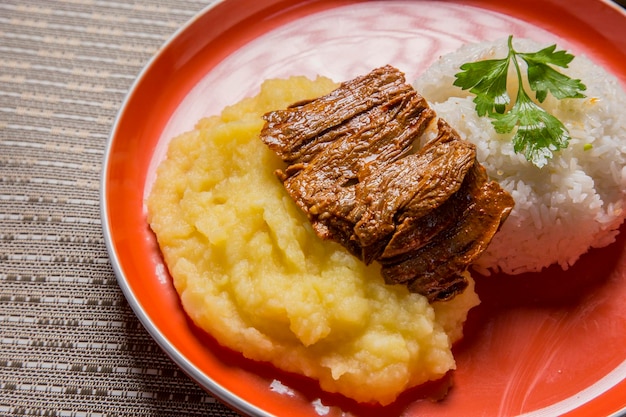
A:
[453, 35, 586, 167]
[524, 62, 586, 102]
[492, 92, 570, 167]
[454, 59, 510, 116]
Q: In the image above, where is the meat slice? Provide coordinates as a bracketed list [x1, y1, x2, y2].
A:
[352, 119, 476, 262]
[261, 66, 422, 164]
[262, 66, 436, 258]
[259, 65, 514, 302]
[379, 162, 514, 300]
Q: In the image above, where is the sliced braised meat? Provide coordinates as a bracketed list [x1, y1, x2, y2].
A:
[259, 65, 514, 302]
[263, 66, 436, 258]
[353, 119, 475, 260]
[378, 163, 476, 261]
[379, 163, 514, 300]
[262, 66, 423, 164]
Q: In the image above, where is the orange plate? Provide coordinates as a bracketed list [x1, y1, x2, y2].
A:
[101, 1, 626, 416]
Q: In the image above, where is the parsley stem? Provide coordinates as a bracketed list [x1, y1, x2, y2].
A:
[508, 35, 527, 105]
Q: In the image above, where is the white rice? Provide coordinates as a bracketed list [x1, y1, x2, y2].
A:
[414, 38, 626, 275]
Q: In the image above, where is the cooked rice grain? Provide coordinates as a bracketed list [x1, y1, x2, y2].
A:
[414, 38, 626, 274]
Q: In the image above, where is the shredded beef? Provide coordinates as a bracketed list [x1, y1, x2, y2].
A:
[260, 65, 514, 302]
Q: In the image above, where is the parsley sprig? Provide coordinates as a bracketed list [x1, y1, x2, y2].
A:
[454, 35, 587, 168]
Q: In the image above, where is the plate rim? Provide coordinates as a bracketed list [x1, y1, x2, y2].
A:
[100, 0, 626, 416]
[100, 1, 276, 415]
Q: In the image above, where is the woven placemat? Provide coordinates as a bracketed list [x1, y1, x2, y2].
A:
[0, 1, 241, 415]
[2, 1, 624, 416]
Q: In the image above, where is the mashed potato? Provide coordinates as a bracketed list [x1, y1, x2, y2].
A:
[147, 76, 480, 405]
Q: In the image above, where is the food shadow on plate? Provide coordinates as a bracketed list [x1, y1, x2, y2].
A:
[458, 220, 626, 348]
[185, 314, 456, 416]
[178, 222, 626, 416]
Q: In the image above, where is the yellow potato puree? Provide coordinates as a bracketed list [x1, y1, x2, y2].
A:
[146, 75, 480, 405]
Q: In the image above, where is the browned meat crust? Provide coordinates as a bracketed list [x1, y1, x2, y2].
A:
[260, 65, 514, 302]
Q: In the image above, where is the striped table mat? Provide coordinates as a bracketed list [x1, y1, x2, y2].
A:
[1, 1, 624, 416]
[0, 1, 241, 415]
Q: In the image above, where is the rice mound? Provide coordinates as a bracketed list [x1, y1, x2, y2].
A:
[147, 76, 480, 405]
[414, 38, 626, 275]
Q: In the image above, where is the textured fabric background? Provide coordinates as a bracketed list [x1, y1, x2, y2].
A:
[1, 1, 624, 417]
[0, 1, 240, 415]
